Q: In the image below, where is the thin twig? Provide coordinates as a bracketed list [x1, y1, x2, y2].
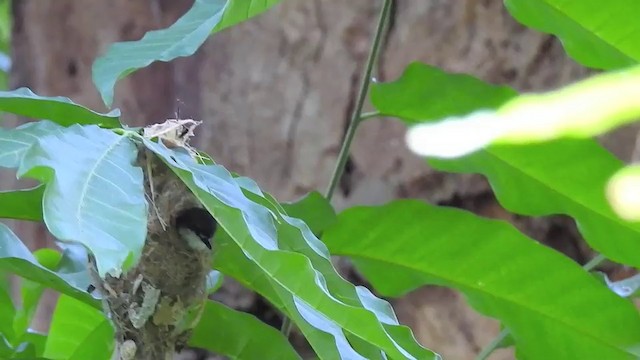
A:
[475, 253, 607, 360]
[324, 0, 393, 201]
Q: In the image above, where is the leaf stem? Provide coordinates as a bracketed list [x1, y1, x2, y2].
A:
[475, 252, 607, 360]
[324, 0, 393, 201]
[280, 0, 393, 338]
[359, 111, 382, 121]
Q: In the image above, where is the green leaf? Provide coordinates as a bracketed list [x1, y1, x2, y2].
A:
[92, 0, 229, 107]
[405, 65, 640, 158]
[0, 224, 98, 309]
[504, 0, 640, 70]
[44, 295, 112, 360]
[370, 62, 515, 123]
[12, 331, 48, 359]
[323, 200, 640, 360]
[281, 191, 337, 235]
[17, 125, 147, 277]
[92, 0, 283, 107]
[213, 232, 385, 359]
[143, 140, 438, 359]
[371, 63, 640, 269]
[0, 186, 44, 222]
[214, 0, 281, 32]
[0, 88, 120, 127]
[0, 273, 15, 343]
[13, 249, 61, 337]
[189, 300, 301, 359]
[0, 120, 64, 169]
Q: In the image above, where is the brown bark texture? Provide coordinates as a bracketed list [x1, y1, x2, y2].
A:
[4, 0, 636, 359]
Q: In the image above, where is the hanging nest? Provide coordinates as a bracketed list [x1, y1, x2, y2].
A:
[88, 120, 215, 360]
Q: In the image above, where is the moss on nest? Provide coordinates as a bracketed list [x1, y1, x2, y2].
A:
[90, 144, 213, 360]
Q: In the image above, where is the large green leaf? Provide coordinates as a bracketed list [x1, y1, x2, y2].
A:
[44, 295, 112, 360]
[370, 63, 640, 268]
[212, 233, 382, 360]
[0, 120, 64, 169]
[0, 223, 98, 309]
[369, 62, 515, 123]
[93, 0, 282, 107]
[0, 186, 44, 221]
[405, 64, 640, 158]
[17, 125, 146, 277]
[323, 200, 640, 360]
[142, 139, 438, 359]
[0, 88, 120, 127]
[189, 300, 301, 359]
[281, 191, 337, 235]
[504, 0, 640, 70]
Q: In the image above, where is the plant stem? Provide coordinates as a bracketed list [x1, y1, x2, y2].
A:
[475, 329, 509, 360]
[324, 0, 393, 201]
[474, 253, 607, 360]
[280, 0, 393, 338]
[359, 111, 382, 121]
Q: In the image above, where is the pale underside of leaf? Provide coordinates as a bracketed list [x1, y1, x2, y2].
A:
[17, 125, 146, 277]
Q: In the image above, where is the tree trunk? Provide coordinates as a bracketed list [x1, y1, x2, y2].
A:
[8, 1, 629, 359]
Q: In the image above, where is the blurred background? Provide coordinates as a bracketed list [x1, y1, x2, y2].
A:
[1, 1, 636, 359]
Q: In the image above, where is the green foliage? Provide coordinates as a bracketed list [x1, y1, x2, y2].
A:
[92, 0, 282, 107]
[43, 295, 113, 360]
[370, 62, 516, 122]
[404, 64, 640, 157]
[505, 0, 640, 70]
[0, 88, 120, 127]
[281, 191, 337, 235]
[0, 224, 97, 308]
[371, 63, 640, 269]
[17, 125, 147, 277]
[0, 186, 44, 221]
[323, 201, 640, 359]
[189, 301, 301, 359]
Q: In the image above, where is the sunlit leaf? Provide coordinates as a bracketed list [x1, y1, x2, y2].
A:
[142, 140, 438, 359]
[323, 200, 640, 360]
[405, 65, 640, 158]
[0, 224, 98, 309]
[17, 125, 146, 277]
[189, 300, 301, 359]
[371, 62, 640, 269]
[0, 88, 120, 127]
[505, 0, 640, 70]
[44, 295, 112, 360]
[606, 165, 640, 221]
